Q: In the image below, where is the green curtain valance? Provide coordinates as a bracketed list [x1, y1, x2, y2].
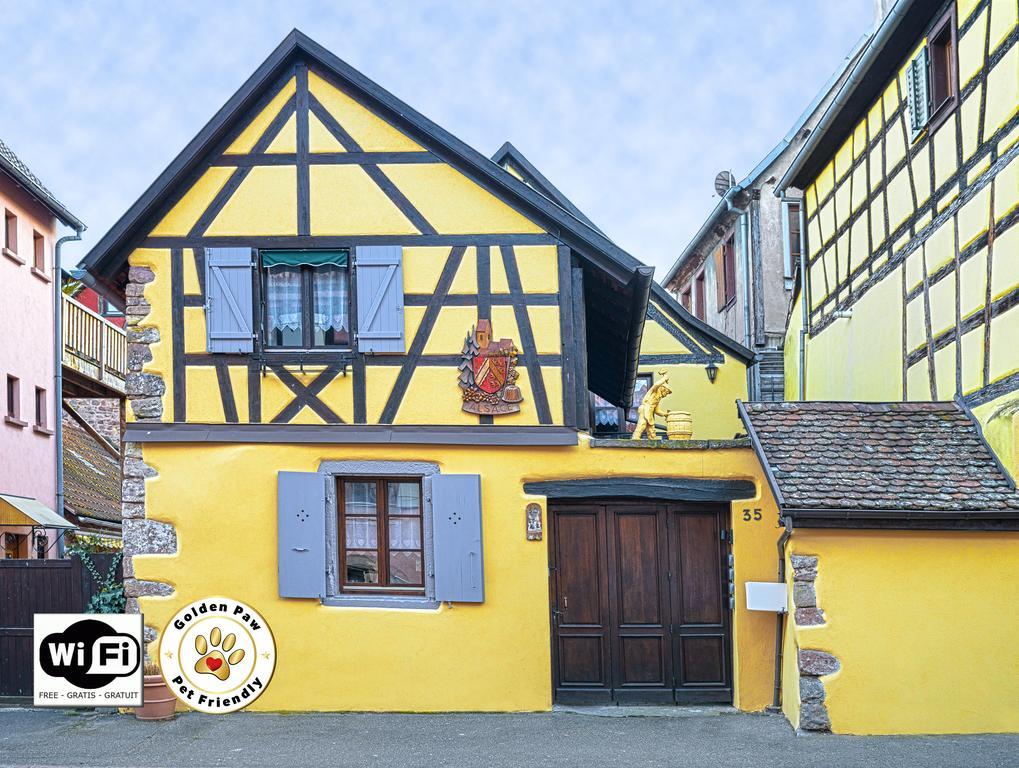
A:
[262, 250, 348, 268]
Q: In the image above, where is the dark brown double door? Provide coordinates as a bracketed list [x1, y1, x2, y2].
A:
[550, 501, 731, 704]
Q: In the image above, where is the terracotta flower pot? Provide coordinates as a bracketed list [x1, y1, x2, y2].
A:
[134, 674, 177, 721]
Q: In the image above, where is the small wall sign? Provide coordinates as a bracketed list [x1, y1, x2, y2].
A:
[526, 503, 543, 541]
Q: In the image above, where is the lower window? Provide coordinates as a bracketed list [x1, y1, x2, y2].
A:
[339, 477, 424, 594]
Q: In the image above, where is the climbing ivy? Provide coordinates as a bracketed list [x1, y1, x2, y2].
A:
[72, 550, 126, 614]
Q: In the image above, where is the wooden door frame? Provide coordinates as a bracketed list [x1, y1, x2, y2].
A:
[548, 498, 732, 705]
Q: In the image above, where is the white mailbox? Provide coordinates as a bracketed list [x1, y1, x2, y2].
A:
[745, 582, 788, 613]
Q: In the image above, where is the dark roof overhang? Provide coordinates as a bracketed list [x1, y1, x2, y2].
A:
[778, 0, 940, 193]
[523, 476, 757, 502]
[0, 147, 85, 231]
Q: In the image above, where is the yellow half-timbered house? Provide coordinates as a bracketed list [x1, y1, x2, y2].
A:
[762, 0, 1019, 736]
[84, 31, 788, 715]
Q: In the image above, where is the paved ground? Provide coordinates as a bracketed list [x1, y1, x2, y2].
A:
[0, 707, 1016, 767]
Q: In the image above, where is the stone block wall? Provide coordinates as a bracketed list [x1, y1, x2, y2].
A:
[791, 554, 840, 732]
[121, 264, 175, 656]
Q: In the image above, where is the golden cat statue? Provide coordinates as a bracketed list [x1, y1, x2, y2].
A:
[632, 370, 672, 440]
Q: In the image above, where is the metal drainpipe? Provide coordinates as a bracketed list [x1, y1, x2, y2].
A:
[770, 516, 793, 711]
[54, 229, 85, 557]
[797, 201, 808, 401]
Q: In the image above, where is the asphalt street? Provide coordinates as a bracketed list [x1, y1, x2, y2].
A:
[0, 707, 1015, 767]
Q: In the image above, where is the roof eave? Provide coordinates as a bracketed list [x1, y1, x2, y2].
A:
[776, 0, 932, 194]
[0, 156, 85, 231]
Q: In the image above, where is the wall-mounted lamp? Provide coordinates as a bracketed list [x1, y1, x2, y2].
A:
[705, 361, 718, 384]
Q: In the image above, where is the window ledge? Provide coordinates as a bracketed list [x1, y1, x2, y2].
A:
[3, 247, 24, 265]
[33, 424, 54, 436]
[322, 595, 439, 610]
[4, 416, 28, 428]
[30, 266, 51, 283]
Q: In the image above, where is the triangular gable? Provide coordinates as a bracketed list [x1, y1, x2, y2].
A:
[82, 30, 644, 294]
[490, 143, 753, 364]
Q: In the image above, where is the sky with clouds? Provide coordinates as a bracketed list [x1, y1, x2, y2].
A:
[4, 1, 873, 273]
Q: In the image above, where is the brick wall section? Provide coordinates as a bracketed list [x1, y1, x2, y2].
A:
[121, 265, 175, 656]
[791, 554, 840, 732]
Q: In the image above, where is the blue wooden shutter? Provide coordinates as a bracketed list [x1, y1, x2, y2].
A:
[277, 471, 326, 598]
[206, 247, 254, 353]
[355, 245, 404, 353]
[906, 47, 930, 139]
[432, 474, 484, 603]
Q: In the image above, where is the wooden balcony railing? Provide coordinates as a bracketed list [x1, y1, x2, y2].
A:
[62, 294, 127, 395]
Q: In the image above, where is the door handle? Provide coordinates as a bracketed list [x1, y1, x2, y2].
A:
[292, 547, 308, 552]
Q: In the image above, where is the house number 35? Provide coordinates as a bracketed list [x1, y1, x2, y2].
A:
[742, 508, 762, 522]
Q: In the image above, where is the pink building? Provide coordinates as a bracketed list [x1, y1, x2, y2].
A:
[0, 140, 84, 559]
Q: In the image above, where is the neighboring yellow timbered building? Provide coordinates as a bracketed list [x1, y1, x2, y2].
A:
[765, 0, 1019, 736]
[84, 31, 789, 716]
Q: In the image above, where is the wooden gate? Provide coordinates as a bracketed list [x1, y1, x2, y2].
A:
[549, 501, 731, 704]
[0, 555, 121, 699]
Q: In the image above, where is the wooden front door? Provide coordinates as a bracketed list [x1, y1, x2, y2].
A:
[549, 501, 731, 704]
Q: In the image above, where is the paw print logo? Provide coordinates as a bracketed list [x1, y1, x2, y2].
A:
[194, 626, 245, 681]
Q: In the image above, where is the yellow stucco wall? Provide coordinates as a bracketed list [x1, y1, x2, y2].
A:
[636, 298, 748, 440]
[134, 440, 779, 712]
[793, 0, 1019, 474]
[783, 529, 1019, 735]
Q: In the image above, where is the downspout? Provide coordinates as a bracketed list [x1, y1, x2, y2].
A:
[54, 228, 85, 557]
[770, 516, 793, 711]
[740, 213, 753, 393]
[797, 202, 808, 401]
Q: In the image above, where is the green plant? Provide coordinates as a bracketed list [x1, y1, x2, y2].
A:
[144, 660, 161, 677]
[73, 550, 126, 614]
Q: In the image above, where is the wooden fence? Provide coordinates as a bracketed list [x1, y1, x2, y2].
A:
[0, 554, 122, 698]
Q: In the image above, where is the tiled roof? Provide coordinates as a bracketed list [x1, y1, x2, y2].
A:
[738, 401, 1019, 522]
[62, 412, 121, 524]
[0, 138, 84, 229]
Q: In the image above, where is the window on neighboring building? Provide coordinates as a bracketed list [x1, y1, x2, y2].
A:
[722, 234, 736, 306]
[34, 387, 46, 429]
[339, 478, 424, 594]
[782, 200, 802, 282]
[928, 9, 957, 123]
[695, 271, 706, 320]
[263, 251, 350, 348]
[5, 375, 21, 424]
[32, 231, 44, 272]
[99, 298, 124, 318]
[3, 532, 26, 559]
[680, 287, 692, 312]
[4, 210, 16, 254]
[591, 373, 653, 436]
[907, 6, 957, 138]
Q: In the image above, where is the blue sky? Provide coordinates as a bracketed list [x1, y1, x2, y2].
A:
[4, 1, 873, 273]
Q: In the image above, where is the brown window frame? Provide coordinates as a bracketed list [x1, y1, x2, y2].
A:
[32, 231, 44, 272]
[34, 387, 46, 429]
[721, 234, 737, 307]
[680, 287, 692, 312]
[5, 375, 23, 426]
[338, 476, 425, 595]
[694, 271, 707, 321]
[4, 209, 17, 255]
[926, 5, 958, 136]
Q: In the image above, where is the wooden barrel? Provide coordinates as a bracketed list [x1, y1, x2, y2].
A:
[666, 410, 693, 441]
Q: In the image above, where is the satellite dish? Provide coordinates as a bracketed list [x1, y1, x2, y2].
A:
[714, 170, 735, 197]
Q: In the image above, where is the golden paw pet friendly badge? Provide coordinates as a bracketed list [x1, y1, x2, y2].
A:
[158, 597, 275, 713]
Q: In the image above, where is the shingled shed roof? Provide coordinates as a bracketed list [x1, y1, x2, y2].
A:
[62, 410, 122, 526]
[738, 401, 1019, 530]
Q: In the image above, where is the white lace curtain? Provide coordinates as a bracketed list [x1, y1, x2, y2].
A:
[313, 265, 348, 334]
[266, 265, 348, 334]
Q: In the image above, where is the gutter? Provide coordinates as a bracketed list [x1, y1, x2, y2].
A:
[770, 517, 793, 711]
[621, 266, 655, 405]
[776, 0, 917, 195]
[54, 227, 86, 556]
